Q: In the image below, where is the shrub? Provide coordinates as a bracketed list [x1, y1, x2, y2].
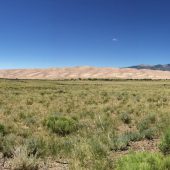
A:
[96, 112, 115, 131]
[138, 118, 150, 132]
[112, 135, 129, 151]
[112, 131, 143, 151]
[44, 115, 79, 136]
[120, 112, 131, 124]
[115, 152, 170, 170]
[137, 114, 157, 139]
[125, 131, 143, 142]
[10, 146, 39, 170]
[26, 98, 34, 105]
[0, 123, 6, 135]
[1, 134, 17, 158]
[49, 138, 74, 157]
[26, 137, 47, 157]
[89, 138, 107, 159]
[159, 129, 170, 155]
[141, 128, 156, 140]
[19, 112, 37, 126]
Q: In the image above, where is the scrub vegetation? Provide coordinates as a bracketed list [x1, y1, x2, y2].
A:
[0, 79, 170, 169]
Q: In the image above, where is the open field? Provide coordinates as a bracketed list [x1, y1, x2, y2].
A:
[0, 79, 170, 169]
[1, 67, 170, 79]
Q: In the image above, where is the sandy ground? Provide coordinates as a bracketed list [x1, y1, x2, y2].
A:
[0, 66, 170, 79]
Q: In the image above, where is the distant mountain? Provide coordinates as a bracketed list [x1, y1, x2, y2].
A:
[128, 64, 170, 71]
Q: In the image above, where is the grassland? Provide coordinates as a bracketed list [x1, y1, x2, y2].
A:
[0, 79, 170, 169]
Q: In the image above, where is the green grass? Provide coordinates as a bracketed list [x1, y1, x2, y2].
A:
[0, 79, 170, 169]
[115, 152, 170, 170]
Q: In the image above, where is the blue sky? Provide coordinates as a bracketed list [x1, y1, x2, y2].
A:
[0, 0, 170, 68]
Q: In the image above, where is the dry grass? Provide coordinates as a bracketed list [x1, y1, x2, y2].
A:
[0, 79, 169, 169]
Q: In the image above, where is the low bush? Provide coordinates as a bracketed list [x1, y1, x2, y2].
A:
[44, 115, 79, 136]
[10, 146, 39, 170]
[137, 114, 157, 140]
[112, 131, 143, 151]
[159, 128, 170, 155]
[0, 123, 6, 135]
[112, 135, 130, 151]
[141, 128, 156, 140]
[26, 137, 47, 157]
[26, 98, 34, 105]
[120, 113, 131, 124]
[125, 131, 143, 142]
[138, 118, 150, 132]
[89, 138, 107, 159]
[0, 134, 17, 158]
[48, 137, 74, 157]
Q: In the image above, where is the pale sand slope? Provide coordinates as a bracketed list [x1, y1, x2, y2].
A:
[0, 66, 170, 79]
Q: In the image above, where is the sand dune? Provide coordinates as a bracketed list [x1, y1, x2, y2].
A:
[0, 66, 170, 79]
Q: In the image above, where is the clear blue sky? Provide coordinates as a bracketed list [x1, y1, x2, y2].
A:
[0, 0, 170, 68]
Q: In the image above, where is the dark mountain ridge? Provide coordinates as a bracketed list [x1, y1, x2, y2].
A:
[128, 64, 170, 71]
